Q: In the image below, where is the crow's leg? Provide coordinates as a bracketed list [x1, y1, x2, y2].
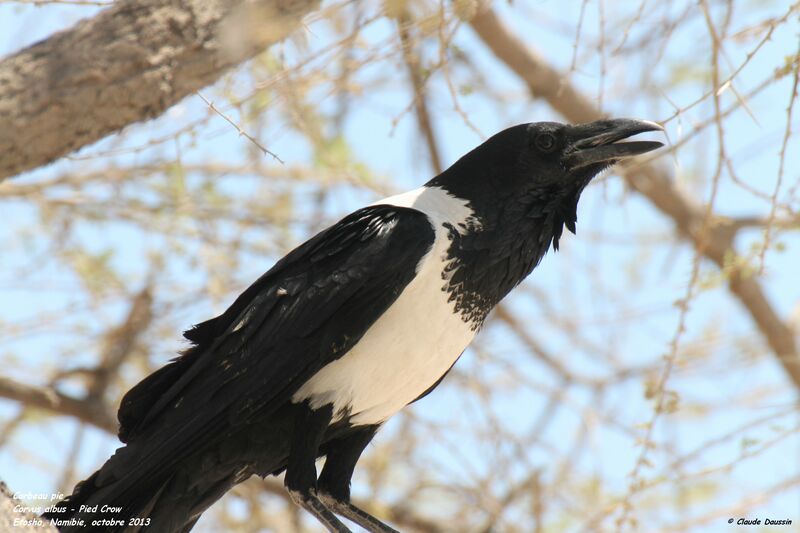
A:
[317, 494, 399, 533]
[318, 425, 398, 533]
[285, 401, 350, 533]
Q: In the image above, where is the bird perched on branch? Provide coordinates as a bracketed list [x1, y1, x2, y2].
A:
[45, 119, 662, 532]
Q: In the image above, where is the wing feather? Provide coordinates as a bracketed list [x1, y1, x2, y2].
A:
[118, 206, 435, 450]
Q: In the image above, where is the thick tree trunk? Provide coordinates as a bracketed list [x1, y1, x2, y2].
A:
[0, 0, 320, 181]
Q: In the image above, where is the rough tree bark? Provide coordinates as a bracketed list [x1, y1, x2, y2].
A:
[0, 0, 320, 181]
[469, 7, 800, 390]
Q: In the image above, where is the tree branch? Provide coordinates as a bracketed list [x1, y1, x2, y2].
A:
[469, 7, 800, 390]
[396, 11, 443, 175]
[88, 283, 154, 401]
[0, 0, 320, 181]
[0, 377, 116, 432]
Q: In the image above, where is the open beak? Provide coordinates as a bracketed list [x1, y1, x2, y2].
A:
[564, 118, 664, 169]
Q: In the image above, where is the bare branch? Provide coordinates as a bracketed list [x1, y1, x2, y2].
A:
[87, 283, 154, 400]
[492, 305, 577, 384]
[0, 377, 116, 432]
[196, 92, 284, 164]
[396, 11, 443, 175]
[759, 37, 800, 271]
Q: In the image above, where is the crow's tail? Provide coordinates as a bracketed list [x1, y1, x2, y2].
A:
[41, 446, 249, 533]
[41, 416, 296, 533]
[41, 459, 173, 533]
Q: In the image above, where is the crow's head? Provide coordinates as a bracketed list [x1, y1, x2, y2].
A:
[431, 118, 663, 249]
[522, 118, 664, 194]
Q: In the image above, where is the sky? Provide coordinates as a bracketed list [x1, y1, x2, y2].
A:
[1, 0, 799, 531]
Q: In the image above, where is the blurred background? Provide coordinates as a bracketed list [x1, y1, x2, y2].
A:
[0, 0, 798, 531]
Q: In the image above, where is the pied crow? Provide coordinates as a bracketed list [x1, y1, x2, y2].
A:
[46, 119, 663, 533]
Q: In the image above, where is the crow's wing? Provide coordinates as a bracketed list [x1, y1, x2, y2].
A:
[114, 205, 435, 465]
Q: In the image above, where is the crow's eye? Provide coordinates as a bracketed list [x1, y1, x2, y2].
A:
[535, 133, 556, 152]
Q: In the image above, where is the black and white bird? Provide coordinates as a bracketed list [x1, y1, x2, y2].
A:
[46, 118, 662, 533]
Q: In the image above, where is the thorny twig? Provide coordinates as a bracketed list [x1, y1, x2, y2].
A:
[197, 92, 285, 164]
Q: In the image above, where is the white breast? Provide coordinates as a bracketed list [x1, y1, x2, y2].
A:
[292, 186, 479, 426]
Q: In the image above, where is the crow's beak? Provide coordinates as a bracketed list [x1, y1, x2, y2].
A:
[564, 118, 664, 169]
